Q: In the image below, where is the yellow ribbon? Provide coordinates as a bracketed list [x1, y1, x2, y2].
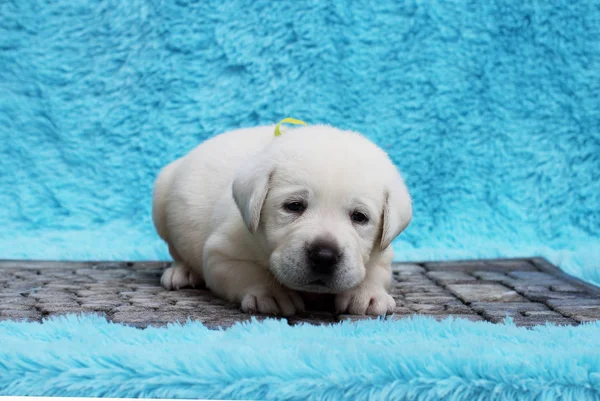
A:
[274, 117, 307, 137]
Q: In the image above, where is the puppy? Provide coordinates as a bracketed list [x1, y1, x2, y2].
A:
[152, 124, 412, 316]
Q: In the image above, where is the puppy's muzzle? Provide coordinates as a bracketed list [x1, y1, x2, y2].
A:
[307, 241, 340, 276]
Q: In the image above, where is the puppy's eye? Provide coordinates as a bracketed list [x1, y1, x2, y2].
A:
[351, 211, 368, 224]
[284, 201, 306, 213]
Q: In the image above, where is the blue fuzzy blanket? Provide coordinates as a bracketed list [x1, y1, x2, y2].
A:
[0, 0, 599, 285]
[1, 2, 600, 399]
[0, 315, 599, 400]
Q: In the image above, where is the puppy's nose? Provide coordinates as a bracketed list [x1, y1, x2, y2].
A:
[308, 243, 340, 275]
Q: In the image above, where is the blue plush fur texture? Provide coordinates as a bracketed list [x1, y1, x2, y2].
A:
[2, 3, 600, 399]
[0, 314, 599, 400]
[0, 0, 599, 285]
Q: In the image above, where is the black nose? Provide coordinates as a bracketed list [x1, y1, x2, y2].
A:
[308, 242, 340, 275]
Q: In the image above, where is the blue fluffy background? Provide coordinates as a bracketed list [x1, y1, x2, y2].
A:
[2, 315, 600, 400]
[1, 0, 599, 284]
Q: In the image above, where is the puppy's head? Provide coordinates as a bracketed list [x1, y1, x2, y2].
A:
[232, 125, 411, 293]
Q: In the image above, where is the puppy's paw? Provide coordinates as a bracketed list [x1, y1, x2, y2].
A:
[161, 264, 203, 290]
[240, 286, 305, 317]
[335, 285, 395, 316]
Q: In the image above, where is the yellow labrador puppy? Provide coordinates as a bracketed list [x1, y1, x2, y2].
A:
[152, 123, 412, 316]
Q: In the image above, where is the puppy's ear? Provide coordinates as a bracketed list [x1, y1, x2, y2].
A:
[232, 160, 272, 233]
[380, 172, 412, 251]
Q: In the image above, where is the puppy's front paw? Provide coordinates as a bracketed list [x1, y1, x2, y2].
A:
[335, 285, 396, 316]
[240, 286, 305, 317]
[161, 263, 203, 290]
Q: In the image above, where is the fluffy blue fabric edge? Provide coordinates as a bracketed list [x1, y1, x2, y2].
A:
[1, 314, 600, 400]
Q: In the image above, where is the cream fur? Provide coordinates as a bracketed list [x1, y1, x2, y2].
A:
[152, 124, 412, 316]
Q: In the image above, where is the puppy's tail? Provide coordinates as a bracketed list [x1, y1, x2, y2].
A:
[152, 159, 181, 242]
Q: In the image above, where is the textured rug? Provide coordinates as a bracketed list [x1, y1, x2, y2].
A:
[0, 0, 599, 285]
[0, 314, 599, 400]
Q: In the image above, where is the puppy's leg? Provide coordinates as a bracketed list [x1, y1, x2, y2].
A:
[204, 252, 304, 316]
[160, 244, 203, 290]
[153, 159, 203, 290]
[334, 261, 396, 316]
